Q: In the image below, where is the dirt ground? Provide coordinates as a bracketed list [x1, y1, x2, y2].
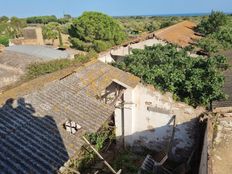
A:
[212, 117, 232, 174]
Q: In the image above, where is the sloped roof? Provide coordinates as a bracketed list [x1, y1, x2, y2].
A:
[155, 20, 201, 47]
[0, 50, 42, 71]
[65, 60, 140, 97]
[0, 60, 139, 173]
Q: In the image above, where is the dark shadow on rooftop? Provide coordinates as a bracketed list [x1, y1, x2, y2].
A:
[0, 98, 69, 173]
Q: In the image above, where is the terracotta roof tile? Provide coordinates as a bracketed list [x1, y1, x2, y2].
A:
[155, 20, 201, 47]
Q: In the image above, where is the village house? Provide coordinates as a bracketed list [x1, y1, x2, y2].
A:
[154, 20, 201, 48]
[10, 26, 71, 48]
[0, 44, 79, 90]
[98, 20, 200, 63]
[0, 60, 204, 173]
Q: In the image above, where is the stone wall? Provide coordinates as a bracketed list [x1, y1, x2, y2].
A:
[10, 27, 44, 46]
[23, 27, 44, 45]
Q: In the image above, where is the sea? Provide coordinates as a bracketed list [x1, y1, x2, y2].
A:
[114, 12, 232, 18]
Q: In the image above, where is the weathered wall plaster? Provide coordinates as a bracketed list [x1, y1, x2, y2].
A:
[115, 83, 204, 161]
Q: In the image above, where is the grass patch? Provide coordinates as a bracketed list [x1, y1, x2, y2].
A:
[68, 123, 115, 173]
[24, 51, 97, 80]
[112, 150, 146, 174]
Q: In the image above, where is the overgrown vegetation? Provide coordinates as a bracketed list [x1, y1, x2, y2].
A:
[112, 150, 145, 174]
[25, 51, 97, 80]
[26, 15, 72, 24]
[113, 44, 229, 107]
[196, 11, 232, 55]
[42, 22, 65, 47]
[0, 35, 9, 46]
[196, 11, 228, 35]
[116, 15, 202, 37]
[69, 123, 116, 173]
[26, 15, 58, 24]
[0, 16, 26, 39]
[69, 11, 126, 52]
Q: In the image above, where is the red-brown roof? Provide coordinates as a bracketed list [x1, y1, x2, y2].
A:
[155, 20, 201, 47]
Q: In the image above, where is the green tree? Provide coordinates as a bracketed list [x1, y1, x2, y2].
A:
[113, 44, 228, 106]
[214, 26, 232, 49]
[197, 11, 228, 35]
[0, 35, 9, 46]
[9, 17, 27, 38]
[42, 22, 63, 46]
[0, 16, 9, 22]
[26, 15, 58, 24]
[69, 11, 126, 52]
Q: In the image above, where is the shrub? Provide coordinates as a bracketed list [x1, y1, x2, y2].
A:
[70, 38, 92, 51]
[26, 50, 98, 80]
[25, 59, 73, 79]
[197, 36, 221, 55]
[93, 40, 109, 52]
[196, 11, 228, 35]
[0, 35, 9, 46]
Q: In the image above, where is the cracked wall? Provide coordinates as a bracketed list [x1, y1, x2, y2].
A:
[115, 83, 204, 162]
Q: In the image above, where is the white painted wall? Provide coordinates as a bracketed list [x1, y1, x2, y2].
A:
[98, 52, 115, 63]
[98, 38, 165, 63]
[115, 83, 204, 161]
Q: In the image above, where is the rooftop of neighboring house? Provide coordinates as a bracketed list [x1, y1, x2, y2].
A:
[0, 50, 43, 89]
[213, 49, 232, 109]
[0, 60, 140, 173]
[6, 45, 70, 61]
[0, 50, 42, 71]
[154, 20, 201, 47]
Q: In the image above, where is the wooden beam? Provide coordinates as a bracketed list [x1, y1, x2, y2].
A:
[82, 136, 122, 174]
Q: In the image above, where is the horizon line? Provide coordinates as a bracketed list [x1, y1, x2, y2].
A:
[2, 11, 232, 19]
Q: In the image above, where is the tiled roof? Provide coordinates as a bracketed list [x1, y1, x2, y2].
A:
[68, 60, 140, 96]
[155, 21, 201, 47]
[0, 60, 139, 173]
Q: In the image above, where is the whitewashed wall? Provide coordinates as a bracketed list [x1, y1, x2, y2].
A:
[115, 83, 204, 161]
[98, 38, 165, 63]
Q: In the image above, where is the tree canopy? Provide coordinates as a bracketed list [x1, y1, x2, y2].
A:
[196, 11, 228, 35]
[42, 22, 59, 41]
[26, 15, 58, 24]
[68, 11, 126, 52]
[113, 44, 228, 107]
[197, 36, 221, 55]
[0, 16, 26, 39]
[196, 11, 232, 54]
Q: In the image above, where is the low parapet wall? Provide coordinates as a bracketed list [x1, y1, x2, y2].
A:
[98, 37, 165, 63]
[198, 119, 213, 174]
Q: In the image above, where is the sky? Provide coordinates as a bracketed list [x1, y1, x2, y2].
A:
[0, 0, 232, 18]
